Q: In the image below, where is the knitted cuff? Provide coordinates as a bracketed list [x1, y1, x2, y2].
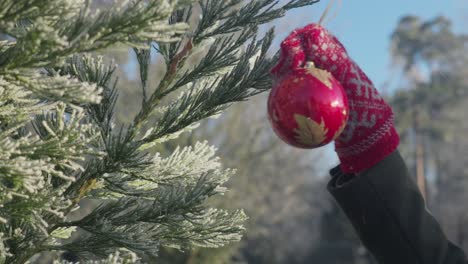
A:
[336, 125, 400, 174]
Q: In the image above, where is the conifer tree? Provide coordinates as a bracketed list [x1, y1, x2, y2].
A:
[0, 0, 319, 262]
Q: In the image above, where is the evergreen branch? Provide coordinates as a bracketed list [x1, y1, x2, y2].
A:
[55, 55, 117, 91]
[143, 0, 318, 134]
[130, 141, 222, 185]
[171, 27, 257, 91]
[141, 30, 275, 145]
[0, 103, 101, 200]
[3, 71, 103, 105]
[52, 249, 141, 264]
[0, 0, 191, 69]
[53, 54, 119, 140]
[0, 0, 81, 34]
[63, 129, 150, 200]
[55, 55, 119, 140]
[0, 77, 42, 127]
[195, 0, 320, 42]
[158, 5, 193, 62]
[194, 0, 244, 41]
[99, 141, 232, 198]
[73, 175, 223, 227]
[56, 172, 243, 257]
[53, 55, 129, 201]
[132, 39, 194, 136]
[31, 103, 104, 173]
[130, 0, 315, 146]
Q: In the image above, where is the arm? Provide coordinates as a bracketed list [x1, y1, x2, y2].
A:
[328, 150, 467, 264]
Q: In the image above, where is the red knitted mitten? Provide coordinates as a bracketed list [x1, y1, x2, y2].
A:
[271, 24, 399, 173]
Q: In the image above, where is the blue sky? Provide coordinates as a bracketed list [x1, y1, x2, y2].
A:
[272, 0, 467, 93]
[126, 1, 467, 90]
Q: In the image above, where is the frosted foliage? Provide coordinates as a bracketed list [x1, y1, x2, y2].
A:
[133, 141, 224, 181]
[53, 249, 140, 264]
[0, 0, 318, 262]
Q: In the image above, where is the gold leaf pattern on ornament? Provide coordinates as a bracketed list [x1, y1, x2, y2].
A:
[333, 118, 347, 140]
[294, 114, 328, 146]
[306, 62, 333, 89]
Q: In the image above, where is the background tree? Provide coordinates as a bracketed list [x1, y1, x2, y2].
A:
[390, 15, 468, 252]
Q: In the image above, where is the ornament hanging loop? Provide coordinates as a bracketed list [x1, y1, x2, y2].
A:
[318, 0, 342, 26]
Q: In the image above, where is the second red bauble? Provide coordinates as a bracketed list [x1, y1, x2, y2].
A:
[268, 63, 349, 149]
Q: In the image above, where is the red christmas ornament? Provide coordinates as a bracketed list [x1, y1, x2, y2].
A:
[267, 62, 349, 149]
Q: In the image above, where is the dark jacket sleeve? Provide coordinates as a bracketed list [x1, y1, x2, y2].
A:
[327, 150, 467, 264]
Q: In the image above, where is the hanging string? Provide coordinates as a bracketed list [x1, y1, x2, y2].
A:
[318, 0, 342, 25]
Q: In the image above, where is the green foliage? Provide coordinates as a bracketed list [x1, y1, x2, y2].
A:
[390, 15, 468, 141]
[53, 249, 141, 264]
[0, 0, 319, 263]
[390, 15, 465, 71]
